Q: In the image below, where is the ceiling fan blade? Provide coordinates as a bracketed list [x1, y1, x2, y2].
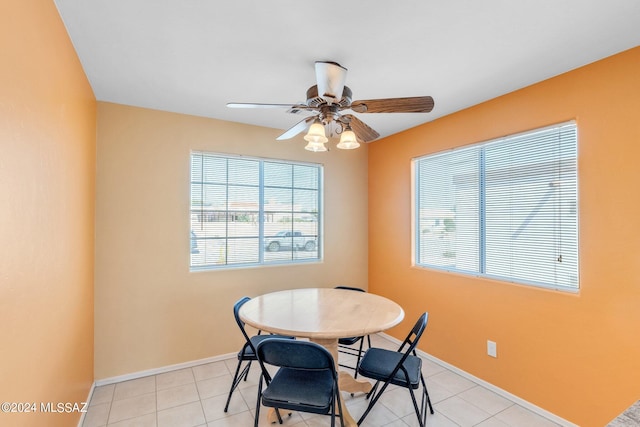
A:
[342, 114, 380, 142]
[350, 96, 434, 113]
[315, 61, 347, 104]
[227, 102, 311, 110]
[276, 116, 317, 140]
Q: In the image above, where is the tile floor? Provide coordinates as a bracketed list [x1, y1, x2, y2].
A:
[82, 334, 563, 427]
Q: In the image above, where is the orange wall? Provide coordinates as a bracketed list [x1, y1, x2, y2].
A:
[0, 1, 96, 426]
[369, 46, 640, 427]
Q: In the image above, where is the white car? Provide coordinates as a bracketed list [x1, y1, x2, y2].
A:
[265, 231, 317, 252]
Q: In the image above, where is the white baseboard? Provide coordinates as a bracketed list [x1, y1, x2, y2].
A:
[94, 352, 237, 387]
[379, 333, 578, 427]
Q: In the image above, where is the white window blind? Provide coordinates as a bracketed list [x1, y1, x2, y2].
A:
[414, 122, 579, 291]
[190, 152, 321, 269]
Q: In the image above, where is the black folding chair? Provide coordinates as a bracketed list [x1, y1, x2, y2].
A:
[254, 338, 344, 427]
[334, 286, 371, 378]
[357, 312, 434, 427]
[223, 297, 294, 412]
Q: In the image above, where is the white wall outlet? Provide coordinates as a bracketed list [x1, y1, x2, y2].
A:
[487, 340, 497, 358]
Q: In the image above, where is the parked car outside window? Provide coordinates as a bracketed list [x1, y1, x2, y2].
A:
[265, 231, 317, 252]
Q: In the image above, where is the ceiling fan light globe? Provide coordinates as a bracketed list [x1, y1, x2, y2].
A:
[304, 122, 328, 143]
[336, 129, 360, 149]
[304, 141, 328, 152]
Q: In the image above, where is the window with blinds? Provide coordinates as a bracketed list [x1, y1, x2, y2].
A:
[414, 122, 579, 291]
[190, 152, 322, 270]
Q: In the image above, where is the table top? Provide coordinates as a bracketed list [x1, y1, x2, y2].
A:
[238, 288, 404, 340]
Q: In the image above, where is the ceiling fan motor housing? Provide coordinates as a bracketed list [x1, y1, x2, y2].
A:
[306, 85, 352, 108]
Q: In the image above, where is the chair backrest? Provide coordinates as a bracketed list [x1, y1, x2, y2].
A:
[233, 296, 255, 346]
[257, 339, 336, 374]
[397, 312, 428, 357]
[334, 285, 365, 293]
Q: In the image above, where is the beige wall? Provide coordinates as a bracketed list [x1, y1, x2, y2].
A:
[95, 102, 369, 379]
[0, 0, 96, 425]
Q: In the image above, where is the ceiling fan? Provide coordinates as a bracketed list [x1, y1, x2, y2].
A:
[227, 61, 434, 151]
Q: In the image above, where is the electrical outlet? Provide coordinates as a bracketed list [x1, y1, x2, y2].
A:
[487, 340, 497, 358]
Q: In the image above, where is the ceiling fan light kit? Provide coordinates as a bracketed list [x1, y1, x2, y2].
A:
[336, 126, 360, 150]
[303, 120, 328, 144]
[228, 61, 434, 152]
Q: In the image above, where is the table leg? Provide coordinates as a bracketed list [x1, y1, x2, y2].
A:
[265, 407, 290, 424]
[310, 337, 372, 427]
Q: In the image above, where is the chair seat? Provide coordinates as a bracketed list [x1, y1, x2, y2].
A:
[261, 367, 335, 414]
[358, 348, 422, 389]
[239, 334, 294, 360]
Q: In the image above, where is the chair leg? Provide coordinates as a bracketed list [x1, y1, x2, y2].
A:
[243, 360, 253, 380]
[357, 380, 393, 425]
[408, 387, 425, 427]
[420, 373, 434, 414]
[354, 337, 365, 379]
[225, 358, 249, 412]
[365, 380, 380, 399]
[254, 374, 263, 427]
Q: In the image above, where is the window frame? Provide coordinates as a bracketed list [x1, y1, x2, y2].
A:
[190, 151, 323, 271]
[412, 121, 579, 292]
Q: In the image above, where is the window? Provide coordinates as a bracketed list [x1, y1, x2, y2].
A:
[190, 152, 322, 269]
[414, 122, 579, 291]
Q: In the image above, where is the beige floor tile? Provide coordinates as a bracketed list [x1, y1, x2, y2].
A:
[107, 412, 156, 427]
[196, 375, 233, 400]
[201, 393, 249, 422]
[237, 383, 259, 409]
[428, 370, 477, 395]
[91, 384, 115, 406]
[424, 378, 457, 404]
[205, 409, 255, 427]
[379, 386, 423, 419]
[251, 408, 305, 427]
[475, 417, 512, 427]
[192, 361, 230, 381]
[420, 357, 448, 377]
[404, 410, 458, 427]
[494, 405, 561, 427]
[436, 395, 492, 426]
[157, 401, 205, 427]
[157, 382, 200, 411]
[108, 393, 156, 424]
[383, 420, 413, 427]
[83, 402, 110, 427]
[113, 377, 156, 401]
[156, 368, 195, 391]
[349, 396, 400, 426]
[458, 385, 514, 415]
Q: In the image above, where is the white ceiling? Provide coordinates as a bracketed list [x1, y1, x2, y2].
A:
[54, 0, 640, 141]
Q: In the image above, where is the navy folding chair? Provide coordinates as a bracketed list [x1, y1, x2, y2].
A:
[357, 313, 434, 427]
[223, 297, 294, 412]
[255, 338, 344, 427]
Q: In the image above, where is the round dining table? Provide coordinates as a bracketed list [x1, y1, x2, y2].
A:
[239, 287, 404, 427]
